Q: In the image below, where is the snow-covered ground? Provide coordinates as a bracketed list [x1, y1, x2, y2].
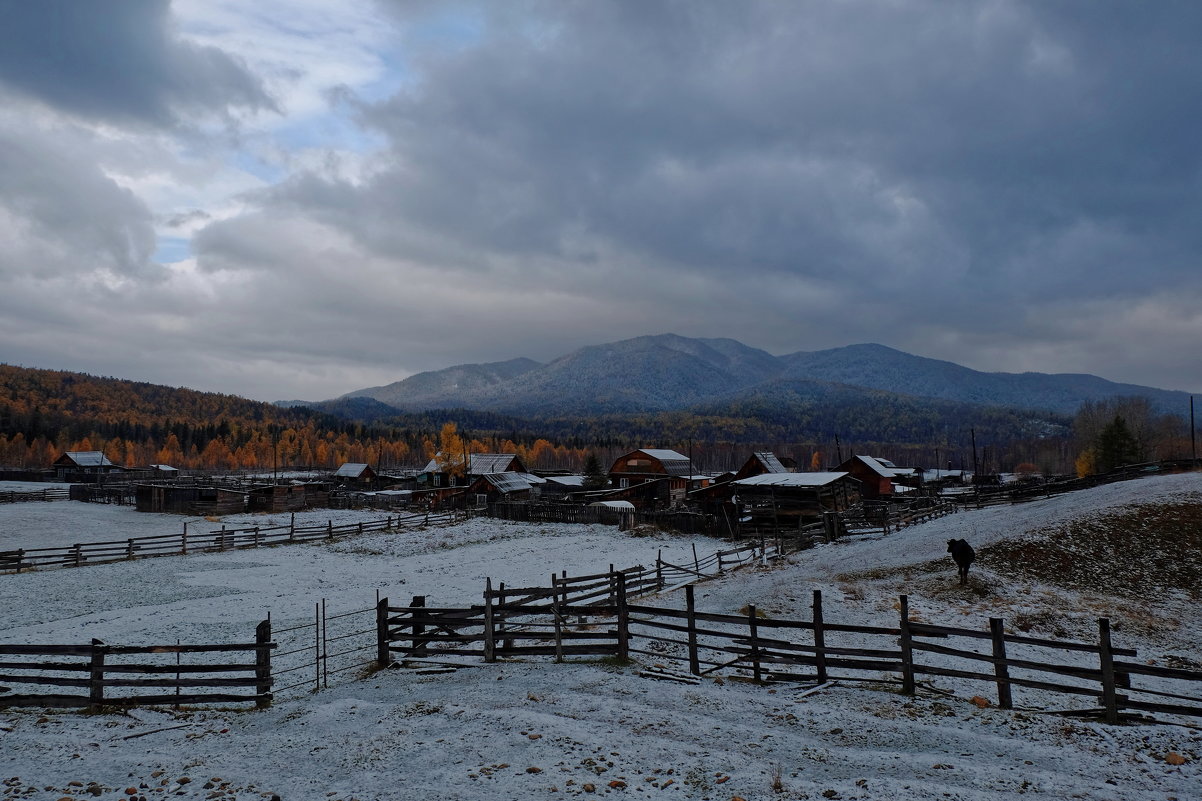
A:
[1, 475, 1200, 799]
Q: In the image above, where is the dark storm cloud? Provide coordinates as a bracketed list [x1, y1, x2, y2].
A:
[244, 0, 1201, 317]
[0, 0, 271, 126]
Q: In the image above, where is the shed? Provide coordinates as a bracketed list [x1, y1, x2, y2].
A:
[334, 463, 377, 483]
[53, 451, 122, 479]
[468, 472, 534, 505]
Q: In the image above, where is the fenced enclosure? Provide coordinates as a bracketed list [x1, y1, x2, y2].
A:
[375, 572, 1202, 723]
[0, 622, 273, 710]
[0, 488, 71, 504]
[0, 510, 465, 574]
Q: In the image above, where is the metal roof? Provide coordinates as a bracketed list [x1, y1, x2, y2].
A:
[752, 452, 788, 473]
[733, 472, 852, 488]
[334, 463, 371, 477]
[633, 449, 692, 476]
[478, 473, 533, 493]
[852, 455, 914, 478]
[544, 475, 585, 487]
[63, 451, 114, 467]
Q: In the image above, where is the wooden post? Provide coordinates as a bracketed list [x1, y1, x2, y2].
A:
[376, 597, 391, 668]
[716, 551, 724, 575]
[327, 520, 333, 540]
[989, 618, 1012, 710]
[253, 526, 260, 547]
[692, 544, 700, 575]
[899, 595, 915, 695]
[126, 538, 135, 560]
[88, 639, 106, 712]
[686, 584, 700, 675]
[615, 572, 629, 661]
[290, 512, 296, 539]
[73, 544, 82, 567]
[1098, 618, 1120, 724]
[181, 526, 188, 555]
[608, 564, 616, 605]
[812, 590, 827, 684]
[656, 550, 663, 590]
[255, 619, 273, 709]
[411, 595, 427, 658]
[15, 549, 24, 574]
[483, 579, 496, 663]
[552, 573, 564, 663]
[219, 526, 228, 551]
[748, 604, 762, 683]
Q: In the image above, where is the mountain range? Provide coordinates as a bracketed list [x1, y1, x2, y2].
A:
[330, 334, 1190, 419]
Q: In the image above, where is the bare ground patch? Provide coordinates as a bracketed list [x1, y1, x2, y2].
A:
[978, 501, 1202, 601]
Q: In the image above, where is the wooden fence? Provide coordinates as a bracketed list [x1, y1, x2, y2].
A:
[0, 510, 465, 574]
[376, 575, 1202, 723]
[0, 488, 71, 504]
[0, 621, 274, 710]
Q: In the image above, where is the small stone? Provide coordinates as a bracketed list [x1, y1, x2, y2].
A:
[970, 696, 990, 708]
[1166, 752, 1187, 766]
[608, 780, 627, 789]
[127, 788, 139, 796]
[177, 779, 191, 786]
[528, 734, 542, 740]
[526, 767, 542, 774]
[582, 783, 596, 793]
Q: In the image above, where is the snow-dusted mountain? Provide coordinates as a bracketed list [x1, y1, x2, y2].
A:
[338, 334, 1190, 417]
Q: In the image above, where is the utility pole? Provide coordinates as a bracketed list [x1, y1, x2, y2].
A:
[970, 428, 979, 477]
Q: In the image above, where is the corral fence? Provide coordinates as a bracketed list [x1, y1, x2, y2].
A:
[943, 459, 1201, 509]
[0, 510, 465, 574]
[376, 575, 1202, 724]
[0, 621, 273, 711]
[0, 488, 71, 504]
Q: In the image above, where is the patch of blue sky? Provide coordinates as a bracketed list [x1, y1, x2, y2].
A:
[154, 236, 192, 265]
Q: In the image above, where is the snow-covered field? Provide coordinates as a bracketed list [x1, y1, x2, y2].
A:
[1, 475, 1200, 799]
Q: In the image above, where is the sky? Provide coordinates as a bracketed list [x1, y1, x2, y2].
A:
[1, 1, 1200, 402]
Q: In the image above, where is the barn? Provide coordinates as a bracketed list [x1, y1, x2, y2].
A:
[836, 455, 917, 500]
[608, 448, 692, 508]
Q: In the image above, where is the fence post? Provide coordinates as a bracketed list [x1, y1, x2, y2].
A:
[376, 597, 391, 668]
[411, 596, 427, 658]
[812, 590, 827, 684]
[692, 545, 700, 575]
[253, 526, 260, 547]
[15, 549, 24, 574]
[615, 573, 629, 661]
[989, 618, 1013, 709]
[255, 619, 273, 709]
[899, 595, 915, 695]
[552, 573, 564, 663]
[608, 564, 616, 605]
[327, 520, 333, 540]
[1098, 618, 1120, 724]
[220, 526, 227, 551]
[483, 580, 496, 663]
[716, 551, 724, 575]
[126, 538, 135, 560]
[181, 527, 188, 555]
[686, 584, 700, 675]
[656, 550, 663, 591]
[73, 544, 82, 567]
[88, 639, 106, 712]
[748, 604, 762, 683]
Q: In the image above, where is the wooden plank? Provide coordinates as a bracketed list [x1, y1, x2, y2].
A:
[1112, 661, 1202, 681]
[0, 674, 91, 687]
[100, 677, 260, 688]
[1118, 698, 1202, 718]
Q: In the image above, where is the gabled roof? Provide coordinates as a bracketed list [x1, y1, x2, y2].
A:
[544, 475, 585, 487]
[58, 451, 115, 467]
[752, 452, 788, 473]
[733, 472, 853, 488]
[477, 472, 533, 493]
[626, 449, 692, 476]
[334, 463, 372, 477]
[423, 453, 524, 475]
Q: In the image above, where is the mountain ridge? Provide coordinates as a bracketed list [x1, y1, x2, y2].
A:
[335, 335, 1191, 418]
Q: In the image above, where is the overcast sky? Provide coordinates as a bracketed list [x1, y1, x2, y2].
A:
[1, 1, 1200, 402]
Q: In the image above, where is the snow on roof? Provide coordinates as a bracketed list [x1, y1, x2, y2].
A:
[631, 449, 692, 476]
[149, 464, 177, 471]
[544, 475, 585, 487]
[733, 472, 851, 488]
[590, 500, 635, 509]
[516, 473, 546, 484]
[334, 463, 371, 477]
[752, 452, 788, 473]
[423, 453, 522, 474]
[478, 473, 533, 493]
[855, 455, 915, 478]
[63, 451, 114, 467]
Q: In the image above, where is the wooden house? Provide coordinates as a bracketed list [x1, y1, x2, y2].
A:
[694, 471, 860, 532]
[467, 473, 535, 506]
[53, 451, 122, 480]
[608, 448, 693, 507]
[420, 453, 527, 487]
[248, 483, 308, 513]
[835, 455, 917, 500]
[136, 484, 247, 515]
[334, 463, 377, 485]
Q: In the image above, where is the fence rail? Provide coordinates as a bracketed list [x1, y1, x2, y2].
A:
[0, 510, 465, 575]
[376, 573, 1202, 723]
[0, 488, 71, 504]
[0, 622, 274, 710]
